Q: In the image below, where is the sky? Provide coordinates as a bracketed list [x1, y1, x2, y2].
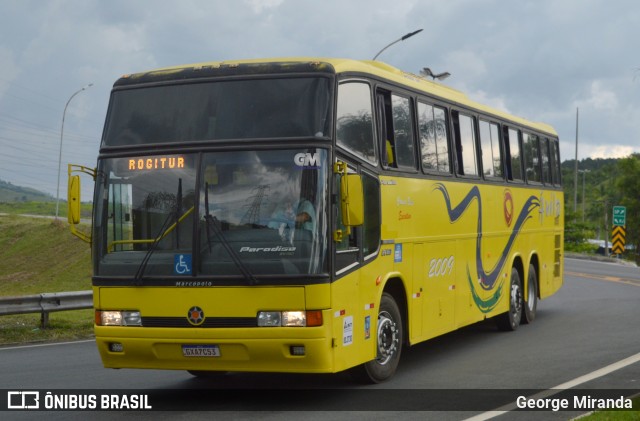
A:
[1, 0, 640, 199]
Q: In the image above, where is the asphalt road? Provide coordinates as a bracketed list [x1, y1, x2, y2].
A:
[1, 257, 639, 420]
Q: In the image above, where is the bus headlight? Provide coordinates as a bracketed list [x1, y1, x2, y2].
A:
[97, 310, 142, 326]
[257, 311, 281, 327]
[282, 311, 306, 327]
[257, 310, 322, 327]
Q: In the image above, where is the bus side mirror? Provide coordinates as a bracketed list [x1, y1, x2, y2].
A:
[67, 164, 95, 244]
[68, 175, 81, 225]
[340, 174, 364, 227]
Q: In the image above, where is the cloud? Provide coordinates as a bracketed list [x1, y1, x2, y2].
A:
[245, 0, 284, 14]
[574, 81, 619, 111]
[586, 145, 635, 159]
[0, 46, 19, 98]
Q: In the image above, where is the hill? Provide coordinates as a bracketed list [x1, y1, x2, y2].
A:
[0, 179, 53, 203]
[0, 214, 93, 344]
[0, 215, 92, 295]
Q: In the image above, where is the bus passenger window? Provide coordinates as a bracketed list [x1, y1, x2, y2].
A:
[540, 137, 552, 185]
[336, 83, 376, 165]
[418, 103, 450, 173]
[377, 92, 416, 170]
[452, 111, 478, 176]
[550, 138, 562, 185]
[505, 127, 523, 181]
[523, 132, 541, 183]
[479, 120, 503, 178]
[391, 95, 416, 170]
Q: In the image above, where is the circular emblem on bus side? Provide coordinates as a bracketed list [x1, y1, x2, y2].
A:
[503, 190, 514, 227]
[187, 306, 205, 326]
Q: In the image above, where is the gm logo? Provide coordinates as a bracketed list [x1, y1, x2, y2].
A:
[7, 391, 40, 409]
[294, 153, 320, 168]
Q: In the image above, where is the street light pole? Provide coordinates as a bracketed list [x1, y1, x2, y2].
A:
[55, 83, 93, 220]
[372, 29, 423, 61]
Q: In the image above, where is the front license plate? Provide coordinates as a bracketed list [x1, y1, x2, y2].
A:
[182, 345, 221, 357]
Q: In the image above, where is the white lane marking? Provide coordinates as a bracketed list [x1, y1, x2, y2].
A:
[463, 351, 640, 421]
[0, 339, 95, 351]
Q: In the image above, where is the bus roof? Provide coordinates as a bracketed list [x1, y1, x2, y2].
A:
[117, 57, 557, 137]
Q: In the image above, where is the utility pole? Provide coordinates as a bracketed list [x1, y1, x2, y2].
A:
[573, 107, 579, 213]
[604, 198, 609, 257]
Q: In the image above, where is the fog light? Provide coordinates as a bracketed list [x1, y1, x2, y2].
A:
[290, 346, 305, 356]
[109, 342, 124, 352]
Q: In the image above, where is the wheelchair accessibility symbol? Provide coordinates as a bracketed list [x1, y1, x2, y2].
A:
[174, 254, 192, 275]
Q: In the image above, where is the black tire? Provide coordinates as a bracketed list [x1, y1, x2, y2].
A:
[496, 267, 523, 331]
[522, 264, 538, 324]
[350, 292, 403, 384]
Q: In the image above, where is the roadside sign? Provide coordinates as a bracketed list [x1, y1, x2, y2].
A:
[613, 206, 626, 227]
[612, 225, 626, 255]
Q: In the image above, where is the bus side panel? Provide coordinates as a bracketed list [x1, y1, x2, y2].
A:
[538, 189, 564, 299]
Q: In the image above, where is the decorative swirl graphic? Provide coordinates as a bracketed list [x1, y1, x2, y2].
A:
[433, 183, 539, 312]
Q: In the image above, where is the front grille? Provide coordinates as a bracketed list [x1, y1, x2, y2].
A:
[141, 316, 257, 328]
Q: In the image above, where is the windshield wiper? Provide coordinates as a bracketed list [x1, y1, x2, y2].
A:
[203, 182, 258, 285]
[134, 179, 183, 285]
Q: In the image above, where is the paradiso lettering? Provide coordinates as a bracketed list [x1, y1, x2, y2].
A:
[128, 156, 185, 171]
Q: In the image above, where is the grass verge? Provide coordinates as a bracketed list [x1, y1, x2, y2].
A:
[0, 214, 93, 345]
[578, 396, 640, 420]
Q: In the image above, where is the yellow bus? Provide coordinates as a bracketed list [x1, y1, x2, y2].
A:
[69, 57, 563, 383]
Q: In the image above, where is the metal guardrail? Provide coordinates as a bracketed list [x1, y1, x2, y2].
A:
[0, 290, 92, 328]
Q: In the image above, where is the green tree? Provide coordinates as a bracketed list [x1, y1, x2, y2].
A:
[564, 209, 595, 252]
[616, 154, 640, 258]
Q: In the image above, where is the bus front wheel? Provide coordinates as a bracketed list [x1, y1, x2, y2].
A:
[351, 292, 403, 383]
[496, 267, 523, 331]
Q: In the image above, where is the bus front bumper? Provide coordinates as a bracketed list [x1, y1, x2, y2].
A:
[94, 327, 334, 373]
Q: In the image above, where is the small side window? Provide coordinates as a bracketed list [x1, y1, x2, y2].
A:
[362, 173, 381, 257]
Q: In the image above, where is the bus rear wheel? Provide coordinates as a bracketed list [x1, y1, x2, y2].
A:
[496, 267, 522, 331]
[522, 264, 538, 324]
[351, 292, 403, 383]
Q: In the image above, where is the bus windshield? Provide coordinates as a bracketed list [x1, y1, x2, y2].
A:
[102, 77, 331, 146]
[94, 149, 329, 280]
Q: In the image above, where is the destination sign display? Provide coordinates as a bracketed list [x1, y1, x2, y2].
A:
[128, 156, 185, 171]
